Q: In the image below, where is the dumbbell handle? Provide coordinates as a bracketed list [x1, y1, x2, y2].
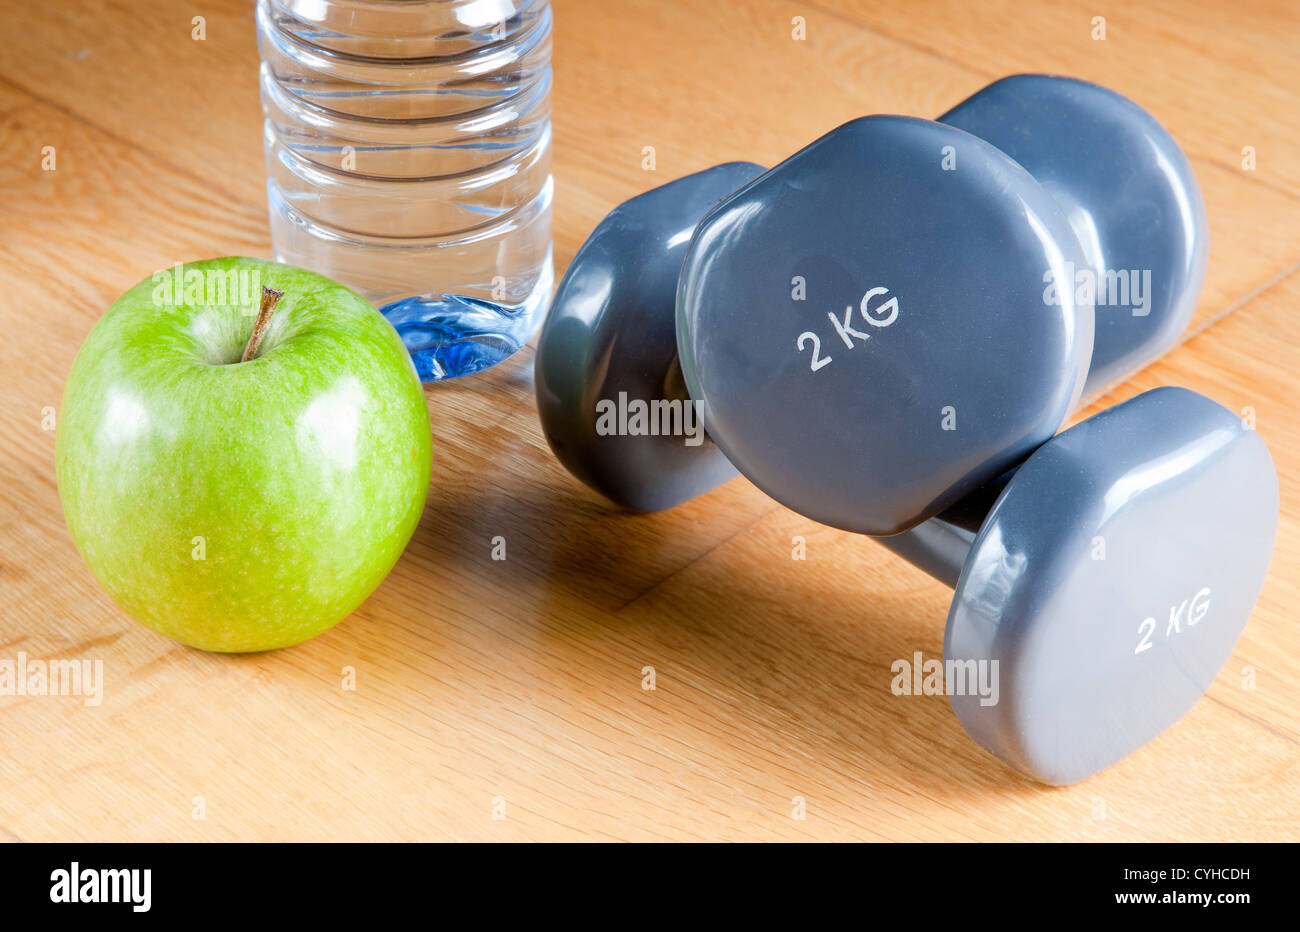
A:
[882, 517, 979, 589]
[878, 471, 1012, 587]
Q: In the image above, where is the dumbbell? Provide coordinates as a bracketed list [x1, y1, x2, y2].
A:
[540, 74, 1208, 526]
[678, 75, 1209, 536]
[535, 76, 1279, 784]
[891, 387, 1275, 784]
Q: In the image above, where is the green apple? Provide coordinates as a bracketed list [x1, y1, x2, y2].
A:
[56, 257, 432, 652]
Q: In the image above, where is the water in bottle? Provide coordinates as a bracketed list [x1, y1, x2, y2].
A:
[257, 0, 554, 380]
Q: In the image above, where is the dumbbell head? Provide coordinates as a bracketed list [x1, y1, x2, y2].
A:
[678, 113, 1093, 535]
[536, 162, 763, 511]
[939, 74, 1208, 397]
[941, 387, 1277, 784]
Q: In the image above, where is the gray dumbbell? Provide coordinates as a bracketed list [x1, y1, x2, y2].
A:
[534, 77, 1277, 783]
[677, 75, 1207, 535]
[900, 386, 1276, 784]
[538, 75, 1207, 525]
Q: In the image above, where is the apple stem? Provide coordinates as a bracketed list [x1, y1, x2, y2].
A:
[240, 286, 285, 363]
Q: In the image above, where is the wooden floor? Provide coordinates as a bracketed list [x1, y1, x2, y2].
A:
[0, 0, 1297, 841]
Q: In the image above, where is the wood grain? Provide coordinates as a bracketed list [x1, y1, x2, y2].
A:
[0, 0, 1296, 841]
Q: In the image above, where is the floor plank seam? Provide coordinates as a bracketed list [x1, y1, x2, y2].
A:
[1204, 692, 1300, 748]
[802, 0, 999, 83]
[0, 73, 258, 218]
[1078, 259, 1300, 406]
[612, 503, 785, 613]
[1185, 259, 1300, 343]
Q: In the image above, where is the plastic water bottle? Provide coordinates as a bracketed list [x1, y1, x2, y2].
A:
[256, 0, 554, 380]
